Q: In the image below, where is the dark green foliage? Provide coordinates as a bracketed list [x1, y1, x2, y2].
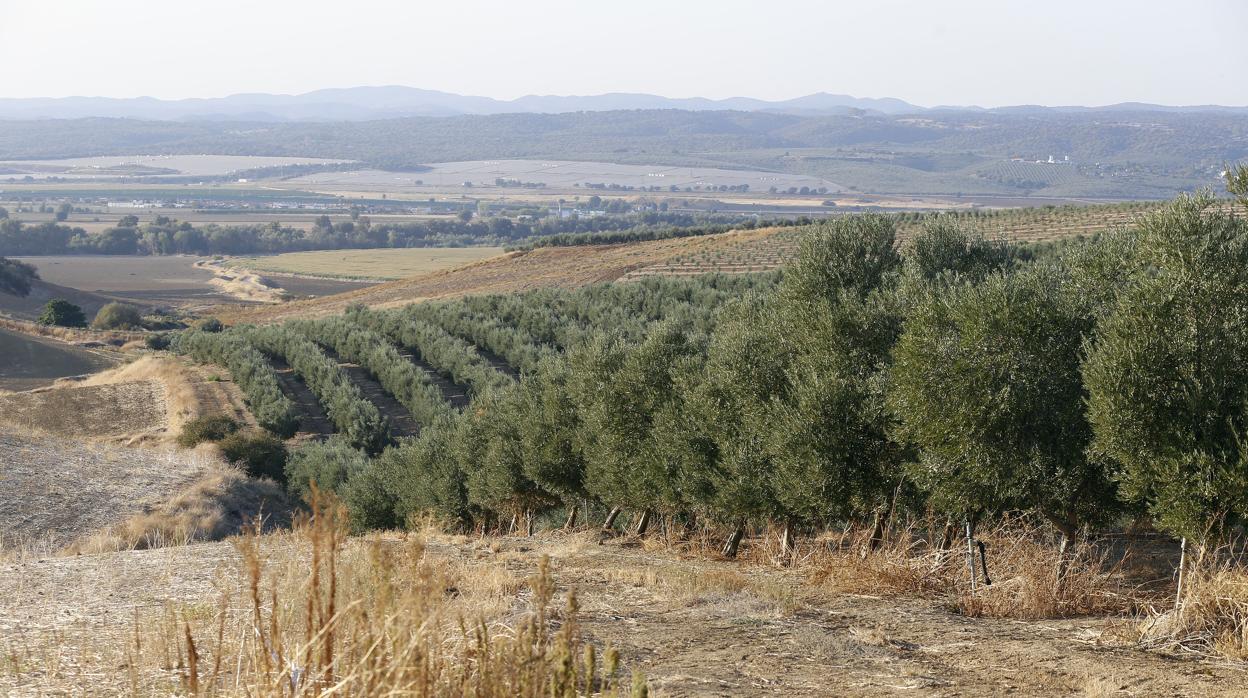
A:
[219, 431, 288, 482]
[145, 333, 172, 351]
[177, 414, 240, 448]
[37, 298, 86, 328]
[901, 219, 1013, 285]
[462, 388, 558, 520]
[243, 324, 390, 453]
[91, 302, 143, 330]
[172, 329, 299, 437]
[288, 316, 451, 427]
[348, 306, 512, 398]
[890, 264, 1117, 533]
[194, 317, 224, 332]
[1084, 194, 1248, 539]
[0, 256, 38, 296]
[516, 358, 588, 506]
[284, 436, 370, 503]
[375, 417, 473, 528]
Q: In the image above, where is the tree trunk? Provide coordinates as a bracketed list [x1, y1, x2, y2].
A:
[780, 520, 796, 564]
[721, 524, 745, 559]
[602, 507, 621, 532]
[633, 509, 652, 536]
[507, 513, 518, 536]
[525, 510, 535, 537]
[939, 519, 957, 551]
[861, 508, 889, 558]
[977, 540, 992, 586]
[563, 504, 579, 531]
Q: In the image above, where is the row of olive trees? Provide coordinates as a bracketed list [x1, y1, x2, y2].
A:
[325, 189, 1248, 563]
[287, 316, 453, 428]
[172, 329, 299, 437]
[346, 306, 513, 398]
[242, 324, 390, 453]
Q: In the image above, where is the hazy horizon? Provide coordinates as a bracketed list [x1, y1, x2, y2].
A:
[2, 0, 1246, 108]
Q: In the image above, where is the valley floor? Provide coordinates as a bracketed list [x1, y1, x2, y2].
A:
[1, 533, 1243, 696]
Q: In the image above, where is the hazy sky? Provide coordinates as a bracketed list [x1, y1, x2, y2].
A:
[2, 0, 1245, 106]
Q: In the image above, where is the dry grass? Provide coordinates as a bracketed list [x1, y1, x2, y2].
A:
[0, 430, 224, 555]
[215, 226, 785, 324]
[227, 247, 507, 281]
[0, 314, 142, 344]
[63, 465, 292, 555]
[1133, 556, 1248, 661]
[196, 260, 289, 304]
[26, 493, 647, 696]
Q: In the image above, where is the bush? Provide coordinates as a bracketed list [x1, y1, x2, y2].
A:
[37, 298, 86, 328]
[0, 256, 38, 297]
[219, 430, 288, 482]
[145, 332, 172, 350]
[177, 414, 240, 448]
[284, 436, 368, 503]
[92, 302, 143, 330]
[194, 317, 224, 332]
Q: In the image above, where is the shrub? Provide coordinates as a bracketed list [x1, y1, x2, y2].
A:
[37, 298, 86, 328]
[0, 256, 38, 297]
[194, 317, 224, 332]
[92, 302, 143, 330]
[177, 414, 240, 448]
[284, 436, 368, 503]
[145, 332, 172, 350]
[219, 430, 288, 482]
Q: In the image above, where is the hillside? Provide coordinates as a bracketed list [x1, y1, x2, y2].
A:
[217, 226, 785, 323]
[0, 109, 1242, 198]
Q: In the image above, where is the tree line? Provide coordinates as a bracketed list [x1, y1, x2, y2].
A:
[0, 211, 773, 257]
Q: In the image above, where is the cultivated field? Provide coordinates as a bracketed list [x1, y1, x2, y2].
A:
[0, 154, 353, 180]
[227, 246, 506, 280]
[11, 255, 369, 307]
[0, 327, 117, 390]
[215, 227, 784, 323]
[287, 159, 841, 196]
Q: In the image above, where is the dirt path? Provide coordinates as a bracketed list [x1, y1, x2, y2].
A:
[269, 356, 335, 440]
[399, 350, 470, 409]
[338, 361, 421, 437]
[473, 345, 521, 380]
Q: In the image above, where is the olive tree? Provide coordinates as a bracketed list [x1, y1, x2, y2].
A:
[890, 264, 1117, 547]
[1084, 194, 1248, 544]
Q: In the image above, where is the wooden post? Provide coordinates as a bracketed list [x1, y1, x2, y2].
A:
[721, 524, 745, 559]
[780, 520, 795, 565]
[563, 504, 579, 531]
[965, 519, 978, 591]
[525, 510, 535, 537]
[1175, 536, 1187, 610]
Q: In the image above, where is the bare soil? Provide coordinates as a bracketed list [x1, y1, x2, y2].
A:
[1, 533, 1244, 695]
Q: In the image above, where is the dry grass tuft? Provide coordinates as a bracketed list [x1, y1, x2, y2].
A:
[1135, 557, 1248, 661]
[807, 520, 1145, 619]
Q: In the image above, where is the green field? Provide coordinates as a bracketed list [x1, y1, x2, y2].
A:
[227, 247, 506, 280]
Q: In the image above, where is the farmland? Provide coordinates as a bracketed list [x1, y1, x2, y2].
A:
[226, 246, 506, 280]
[0, 154, 354, 180]
[0, 327, 116, 390]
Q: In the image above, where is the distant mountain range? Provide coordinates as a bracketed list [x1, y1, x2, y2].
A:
[1, 86, 1245, 122]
